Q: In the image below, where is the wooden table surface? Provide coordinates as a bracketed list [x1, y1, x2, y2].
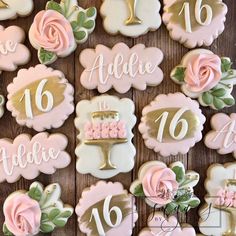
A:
[0, 0, 235, 235]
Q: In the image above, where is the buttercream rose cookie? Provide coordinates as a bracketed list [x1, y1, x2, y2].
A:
[139, 212, 197, 236]
[76, 181, 138, 236]
[171, 49, 236, 110]
[0, 0, 33, 20]
[163, 0, 228, 48]
[3, 181, 73, 235]
[29, 0, 97, 65]
[80, 43, 164, 93]
[75, 95, 136, 179]
[199, 162, 236, 236]
[139, 93, 206, 156]
[100, 0, 162, 37]
[7, 64, 74, 131]
[130, 161, 200, 214]
[0, 132, 71, 183]
[0, 26, 30, 74]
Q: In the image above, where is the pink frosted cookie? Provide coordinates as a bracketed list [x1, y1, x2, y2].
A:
[130, 161, 200, 214]
[163, 0, 228, 48]
[80, 43, 164, 93]
[0, 25, 30, 74]
[29, 0, 97, 65]
[171, 49, 236, 110]
[0, 132, 71, 183]
[139, 93, 206, 156]
[75, 95, 136, 179]
[76, 181, 138, 236]
[139, 212, 196, 236]
[3, 181, 73, 236]
[7, 64, 74, 131]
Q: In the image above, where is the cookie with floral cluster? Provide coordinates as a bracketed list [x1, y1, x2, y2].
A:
[3, 182, 73, 235]
[29, 0, 97, 64]
[171, 49, 236, 110]
[130, 161, 200, 215]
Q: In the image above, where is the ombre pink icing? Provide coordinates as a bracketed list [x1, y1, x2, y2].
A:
[4, 193, 41, 236]
[30, 10, 74, 54]
[142, 166, 179, 205]
[185, 54, 222, 93]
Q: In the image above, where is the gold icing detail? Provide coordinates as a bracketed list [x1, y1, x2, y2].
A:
[0, 0, 8, 8]
[168, 0, 223, 32]
[146, 108, 199, 142]
[10, 76, 66, 119]
[125, 0, 142, 25]
[80, 194, 131, 236]
[85, 138, 127, 170]
[92, 110, 119, 120]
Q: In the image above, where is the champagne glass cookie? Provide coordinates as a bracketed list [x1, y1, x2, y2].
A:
[3, 182, 73, 236]
[29, 0, 97, 64]
[171, 49, 236, 110]
[163, 0, 228, 48]
[100, 0, 162, 37]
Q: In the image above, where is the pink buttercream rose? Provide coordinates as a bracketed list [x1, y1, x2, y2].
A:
[109, 129, 118, 138]
[109, 122, 118, 130]
[184, 54, 222, 93]
[93, 123, 101, 132]
[142, 166, 179, 205]
[93, 130, 101, 139]
[4, 193, 41, 236]
[101, 129, 109, 139]
[101, 122, 110, 130]
[118, 130, 127, 138]
[30, 10, 74, 54]
[117, 121, 126, 130]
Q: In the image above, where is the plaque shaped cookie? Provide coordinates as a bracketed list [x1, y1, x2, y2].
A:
[7, 64, 74, 131]
[29, 0, 97, 65]
[0, 26, 30, 74]
[80, 43, 164, 93]
[139, 93, 206, 156]
[75, 95, 136, 179]
[163, 0, 228, 48]
[3, 182, 73, 236]
[0, 0, 33, 20]
[139, 212, 196, 236]
[0, 132, 71, 183]
[130, 161, 200, 214]
[100, 0, 162, 37]
[171, 49, 236, 110]
[76, 181, 138, 236]
[199, 162, 236, 236]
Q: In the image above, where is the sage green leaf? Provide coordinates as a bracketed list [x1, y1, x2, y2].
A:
[86, 7, 96, 17]
[83, 20, 95, 30]
[202, 92, 213, 105]
[28, 185, 42, 202]
[223, 98, 235, 106]
[60, 211, 73, 218]
[40, 223, 54, 233]
[176, 191, 192, 203]
[77, 11, 86, 27]
[71, 21, 78, 31]
[188, 199, 200, 208]
[178, 203, 188, 213]
[41, 213, 49, 222]
[172, 166, 184, 183]
[49, 209, 61, 221]
[74, 31, 86, 41]
[211, 88, 226, 97]
[46, 1, 63, 14]
[3, 224, 13, 236]
[38, 48, 56, 65]
[164, 202, 177, 215]
[221, 57, 232, 73]
[133, 184, 145, 197]
[213, 97, 225, 110]
[52, 219, 67, 227]
[171, 67, 186, 83]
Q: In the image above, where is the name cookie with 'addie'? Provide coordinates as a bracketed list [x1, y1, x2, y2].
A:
[0, 132, 71, 183]
[80, 43, 164, 93]
[75, 95, 136, 179]
[139, 93, 206, 157]
[76, 181, 138, 236]
[100, 0, 162, 37]
[7, 64, 74, 131]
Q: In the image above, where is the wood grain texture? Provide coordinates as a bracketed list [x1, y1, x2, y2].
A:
[0, 0, 235, 235]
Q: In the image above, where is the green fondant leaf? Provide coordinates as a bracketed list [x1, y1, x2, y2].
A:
[133, 184, 145, 197]
[52, 219, 67, 227]
[86, 7, 96, 17]
[77, 11, 86, 27]
[83, 20, 95, 30]
[49, 209, 61, 221]
[60, 210, 73, 218]
[46, 1, 63, 14]
[202, 92, 213, 105]
[188, 198, 200, 208]
[172, 166, 185, 183]
[171, 67, 186, 83]
[221, 57, 232, 73]
[40, 223, 54, 233]
[41, 213, 49, 222]
[213, 97, 225, 110]
[211, 88, 226, 97]
[38, 48, 56, 65]
[71, 21, 78, 31]
[223, 98, 235, 106]
[74, 31, 86, 41]
[28, 185, 42, 202]
[164, 202, 178, 215]
[175, 191, 192, 203]
[3, 224, 13, 236]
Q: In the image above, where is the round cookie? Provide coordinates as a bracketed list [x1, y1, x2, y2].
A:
[76, 181, 138, 236]
[7, 64, 74, 131]
[139, 93, 206, 156]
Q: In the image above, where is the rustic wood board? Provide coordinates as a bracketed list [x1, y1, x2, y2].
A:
[0, 0, 235, 235]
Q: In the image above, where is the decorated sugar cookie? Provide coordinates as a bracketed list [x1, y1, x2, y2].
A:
[163, 0, 228, 48]
[130, 161, 200, 214]
[100, 0, 162, 38]
[75, 95, 136, 179]
[80, 43, 164, 93]
[171, 49, 236, 110]
[0, 0, 33, 20]
[139, 212, 196, 236]
[0, 132, 71, 183]
[0, 26, 30, 74]
[76, 181, 138, 236]
[139, 93, 206, 156]
[199, 162, 236, 236]
[3, 181, 73, 236]
[7, 64, 74, 131]
[29, 0, 97, 65]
